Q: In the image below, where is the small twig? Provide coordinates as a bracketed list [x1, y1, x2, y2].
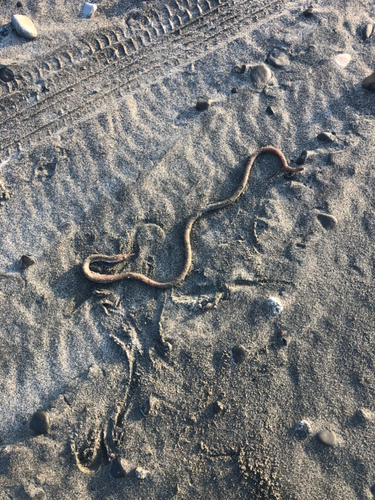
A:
[187, 179, 201, 196]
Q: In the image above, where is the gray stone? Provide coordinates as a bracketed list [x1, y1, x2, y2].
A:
[317, 429, 336, 446]
[317, 213, 337, 230]
[362, 72, 375, 92]
[363, 23, 373, 40]
[250, 64, 272, 87]
[317, 131, 335, 143]
[267, 48, 290, 68]
[30, 411, 49, 435]
[296, 150, 308, 165]
[303, 6, 314, 17]
[82, 2, 97, 19]
[12, 14, 37, 40]
[196, 98, 210, 111]
[231, 345, 247, 365]
[109, 458, 131, 478]
[294, 420, 312, 440]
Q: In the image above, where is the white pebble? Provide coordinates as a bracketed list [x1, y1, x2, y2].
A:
[333, 53, 351, 69]
[82, 2, 97, 18]
[12, 14, 37, 40]
[267, 297, 283, 315]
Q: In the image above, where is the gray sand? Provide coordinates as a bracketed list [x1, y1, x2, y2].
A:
[1, 0, 375, 498]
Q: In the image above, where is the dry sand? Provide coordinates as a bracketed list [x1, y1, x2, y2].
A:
[1, 0, 375, 498]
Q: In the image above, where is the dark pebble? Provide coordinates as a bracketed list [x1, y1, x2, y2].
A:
[267, 48, 290, 68]
[317, 131, 335, 143]
[21, 255, 36, 269]
[266, 105, 274, 116]
[234, 64, 247, 74]
[16, 1, 23, 6]
[303, 6, 314, 17]
[317, 429, 336, 446]
[212, 401, 224, 415]
[294, 420, 312, 440]
[231, 87, 238, 94]
[362, 72, 375, 92]
[231, 345, 247, 365]
[0, 67, 14, 83]
[363, 23, 373, 40]
[196, 98, 210, 111]
[317, 213, 337, 230]
[30, 411, 50, 435]
[296, 150, 308, 165]
[250, 64, 272, 87]
[109, 457, 130, 478]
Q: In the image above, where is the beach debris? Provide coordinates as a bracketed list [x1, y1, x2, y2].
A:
[251, 64, 272, 87]
[294, 420, 313, 440]
[317, 131, 335, 143]
[82, 2, 97, 19]
[212, 401, 224, 415]
[231, 345, 247, 365]
[267, 297, 283, 315]
[362, 72, 375, 92]
[363, 23, 373, 40]
[234, 64, 247, 74]
[11, 14, 37, 40]
[196, 97, 210, 111]
[30, 411, 50, 435]
[20, 255, 36, 270]
[334, 53, 351, 69]
[317, 429, 336, 447]
[135, 467, 149, 480]
[0, 67, 14, 82]
[140, 395, 156, 417]
[266, 105, 274, 116]
[317, 213, 337, 230]
[109, 457, 131, 478]
[267, 48, 290, 68]
[356, 408, 375, 424]
[296, 150, 308, 165]
[303, 6, 314, 17]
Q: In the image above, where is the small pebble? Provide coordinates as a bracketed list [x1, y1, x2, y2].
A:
[212, 401, 224, 415]
[231, 87, 238, 94]
[294, 420, 313, 440]
[317, 429, 336, 447]
[303, 6, 314, 17]
[334, 53, 351, 69]
[16, 1, 23, 7]
[109, 458, 130, 478]
[0, 67, 14, 83]
[362, 72, 375, 92]
[231, 345, 247, 365]
[317, 131, 335, 143]
[82, 2, 97, 19]
[196, 98, 210, 111]
[317, 213, 337, 230]
[267, 297, 283, 315]
[135, 467, 149, 480]
[250, 64, 272, 87]
[12, 14, 37, 40]
[296, 150, 308, 165]
[266, 105, 274, 116]
[363, 23, 373, 40]
[267, 48, 290, 68]
[30, 411, 50, 435]
[21, 255, 36, 269]
[234, 64, 247, 74]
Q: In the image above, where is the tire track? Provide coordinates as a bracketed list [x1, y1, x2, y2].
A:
[0, 0, 287, 151]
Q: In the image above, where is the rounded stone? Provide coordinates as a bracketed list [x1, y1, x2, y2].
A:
[12, 14, 38, 40]
[267, 48, 290, 68]
[196, 98, 210, 111]
[362, 72, 375, 92]
[82, 2, 97, 19]
[317, 213, 337, 230]
[317, 131, 335, 143]
[363, 24, 373, 40]
[296, 150, 308, 165]
[250, 64, 272, 87]
[303, 6, 314, 17]
[109, 458, 130, 478]
[317, 429, 336, 446]
[294, 420, 312, 440]
[0, 67, 14, 83]
[30, 411, 50, 435]
[334, 53, 351, 69]
[231, 345, 247, 365]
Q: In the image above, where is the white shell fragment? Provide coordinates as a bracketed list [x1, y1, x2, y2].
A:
[12, 14, 37, 40]
[333, 53, 351, 69]
[267, 297, 283, 315]
[82, 2, 97, 18]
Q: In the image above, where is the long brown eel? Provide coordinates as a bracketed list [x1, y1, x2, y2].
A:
[83, 146, 304, 288]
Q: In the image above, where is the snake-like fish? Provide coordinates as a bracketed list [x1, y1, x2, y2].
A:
[83, 146, 304, 288]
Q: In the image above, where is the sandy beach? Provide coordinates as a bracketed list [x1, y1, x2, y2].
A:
[1, 0, 375, 498]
